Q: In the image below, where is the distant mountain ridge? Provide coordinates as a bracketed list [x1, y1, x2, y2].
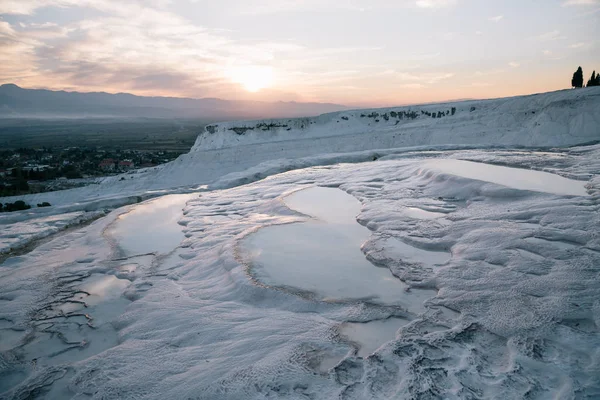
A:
[0, 84, 348, 120]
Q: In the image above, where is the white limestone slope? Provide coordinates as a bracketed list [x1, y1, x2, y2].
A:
[145, 86, 600, 190]
[2, 148, 599, 399]
[192, 87, 600, 151]
[1, 88, 599, 210]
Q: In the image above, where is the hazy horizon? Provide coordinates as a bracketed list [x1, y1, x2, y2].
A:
[2, 81, 481, 107]
[0, 82, 349, 105]
[1, 0, 599, 108]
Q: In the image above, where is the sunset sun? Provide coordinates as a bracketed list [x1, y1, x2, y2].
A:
[229, 65, 274, 92]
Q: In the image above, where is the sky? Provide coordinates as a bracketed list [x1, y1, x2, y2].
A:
[0, 0, 599, 107]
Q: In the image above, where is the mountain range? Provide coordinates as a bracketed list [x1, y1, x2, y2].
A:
[0, 84, 348, 120]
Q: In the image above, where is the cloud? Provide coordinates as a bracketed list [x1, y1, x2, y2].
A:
[569, 42, 586, 48]
[489, 15, 503, 22]
[0, 0, 319, 99]
[232, 0, 373, 15]
[231, 0, 457, 15]
[0, 0, 119, 15]
[508, 62, 520, 68]
[415, 0, 457, 8]
[533, 30, 566, 41]
[1, 0, 404, 101]
[562, 0, 598, 5]
[541, 50, 563, 60]
[0, 0, 58, 15]
[0, 0, 177, 15]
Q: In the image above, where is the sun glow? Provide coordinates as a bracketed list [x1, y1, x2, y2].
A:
[229, 65, 274, 92]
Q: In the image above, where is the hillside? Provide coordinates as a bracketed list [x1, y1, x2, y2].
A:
[193, 87, 600, 151]
[171, 87, 600, 186]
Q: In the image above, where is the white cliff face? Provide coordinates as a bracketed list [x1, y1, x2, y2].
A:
[192, 87, 600, 151]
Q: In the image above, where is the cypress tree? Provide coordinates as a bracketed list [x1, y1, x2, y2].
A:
[572, 66, 584, 88]
[587, 71, 597, 87]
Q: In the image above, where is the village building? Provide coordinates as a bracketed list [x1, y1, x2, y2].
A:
[118, 160, 135, 171]
[98, 158, 116, 171]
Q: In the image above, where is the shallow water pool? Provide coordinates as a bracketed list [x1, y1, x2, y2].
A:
[108, 194, 194, 256]
[242, 187, 436, 311]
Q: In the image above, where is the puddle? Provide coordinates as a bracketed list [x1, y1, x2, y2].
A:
[116, 263, 138, 279]
[57, 274, 130, 315]
[308, 345, 350, 373]
[284, 187, 363, 225]
[25, 318, 121, 367]
[109, 194, 194, 256]
[340, 318, 409, 358]
[80, 274, 130, 307]
[26, 273, 131, 369]
[423, 159, 588, 196]
[402, 207, 446, 220]
[318, 352, 348, 373]
[241, 187, 435, 311]
[382, 238, 449, 267]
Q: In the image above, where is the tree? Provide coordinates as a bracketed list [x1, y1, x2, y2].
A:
[572, 66, 584, 88]
[587, 70, 600, 87]
[587, 71, 597, 87]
